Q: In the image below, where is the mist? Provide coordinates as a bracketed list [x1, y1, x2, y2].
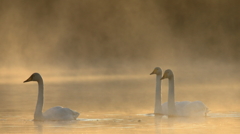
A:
[0, 0, 240, 113]
[0, 0, 239, 68]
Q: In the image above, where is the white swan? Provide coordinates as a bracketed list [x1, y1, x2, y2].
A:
[24, 73, 80, 121]
[150, 67, 163, 114]
[160, 69, 208, 116]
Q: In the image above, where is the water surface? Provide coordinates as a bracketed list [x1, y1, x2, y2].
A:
[0, 75, 240, 133]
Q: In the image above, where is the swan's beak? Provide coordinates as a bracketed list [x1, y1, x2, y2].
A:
[150, 69, 157, 75]
[160, 74, 167, 80]
[150, 71, 155, 75]
[23, 77, 32, 83]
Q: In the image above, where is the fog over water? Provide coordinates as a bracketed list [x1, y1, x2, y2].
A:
[0, 0, 240, 113]
[1, 1, 240, 133]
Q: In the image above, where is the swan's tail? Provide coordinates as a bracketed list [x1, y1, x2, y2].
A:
[66, 107, 80, 119]
[205, 107, 210, 117]
[72, 110, 80, 119]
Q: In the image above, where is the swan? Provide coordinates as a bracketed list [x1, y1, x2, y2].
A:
[23, 73, 79, 121]
[150, 67, 163, 114]
[160, 69, 208, 116]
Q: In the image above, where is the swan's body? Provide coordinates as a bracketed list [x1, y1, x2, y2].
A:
[24, 73, 79, 121]
[150, 67, 208, 116]
[161, 101, 207, 116]
[161, 69, 208, 116]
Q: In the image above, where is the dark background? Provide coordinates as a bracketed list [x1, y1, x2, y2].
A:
[0, 0, 239, 70]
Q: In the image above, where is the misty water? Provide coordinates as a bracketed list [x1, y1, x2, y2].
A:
[0, 70, 240, 134]
[1, 0, 240, 133]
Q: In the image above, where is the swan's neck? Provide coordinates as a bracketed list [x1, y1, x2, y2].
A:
[34, 78, 44, 120]
[154, 74, 162, 114]
[168, 76, 176, 116]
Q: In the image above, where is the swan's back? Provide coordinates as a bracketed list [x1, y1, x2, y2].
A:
[161, 101, 208, 116]
[181, 101, 208, 116]
[43, 106, 80, 120]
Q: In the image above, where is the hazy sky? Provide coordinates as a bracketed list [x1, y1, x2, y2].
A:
[0, 0, 239, 70]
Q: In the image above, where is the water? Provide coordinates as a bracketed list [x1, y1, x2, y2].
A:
[1, 112, 240, 134]
[0, 74, 240, 133]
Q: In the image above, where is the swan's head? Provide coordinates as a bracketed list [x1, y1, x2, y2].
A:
[161, 69, 174, 80]
[23, 73, 42, 83]
[150, 67, 162, 75]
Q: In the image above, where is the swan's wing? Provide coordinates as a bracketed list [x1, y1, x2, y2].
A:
[174, 101, 191, 116]
[183, 101, 208, 116]
[175, 101, 191, 109]
[43, 106, 80, 120]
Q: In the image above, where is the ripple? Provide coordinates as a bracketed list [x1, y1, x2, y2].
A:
[208, 112, 240, 118]
[77, 118, 123, 122]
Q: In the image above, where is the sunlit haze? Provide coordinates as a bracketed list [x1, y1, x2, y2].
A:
[0, 1, 240, 133]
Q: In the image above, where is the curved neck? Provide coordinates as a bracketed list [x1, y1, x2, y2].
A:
[154, 74, 162, 114]
[34, 78, 44, 120]
[168, 76, 176, 116]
